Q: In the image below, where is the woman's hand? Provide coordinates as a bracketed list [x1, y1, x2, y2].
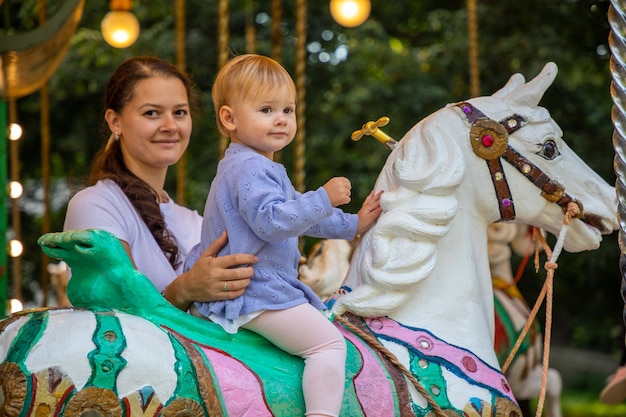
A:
[164, 231, 257, 311]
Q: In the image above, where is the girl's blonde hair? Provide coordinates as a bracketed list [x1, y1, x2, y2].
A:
[212, 54, 296, 137]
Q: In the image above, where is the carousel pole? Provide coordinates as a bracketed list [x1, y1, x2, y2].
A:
[245, 0, 256, 53]
[608, 0, 626, 355]
[175, 0, 187, 205]
[0, 101, 6, 315]
[294, 0, 306, 254]
[271, 0, 282, 62]
[216, 0, 230, 158]
[271, 0, 284, 163]
[293, 0, 306, 194]
[466, 0, 480, 98]
[39, 0, 51, 306]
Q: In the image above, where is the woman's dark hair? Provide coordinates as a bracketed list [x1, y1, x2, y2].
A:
[89, 56, 197, 268]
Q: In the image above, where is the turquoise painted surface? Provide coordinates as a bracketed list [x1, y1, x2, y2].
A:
[35, 228, 394, 415]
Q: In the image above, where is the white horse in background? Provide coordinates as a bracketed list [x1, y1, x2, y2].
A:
[299, 239, 356, 300]
[489, 223, 563, 417]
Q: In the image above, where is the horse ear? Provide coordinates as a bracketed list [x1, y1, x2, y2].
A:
[507, 62, 558, 107]
[492, 73, 525, 98]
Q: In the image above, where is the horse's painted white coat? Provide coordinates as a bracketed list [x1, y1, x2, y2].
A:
[332, 62, 617, 404]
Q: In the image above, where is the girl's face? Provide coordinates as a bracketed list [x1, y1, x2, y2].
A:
[219, 84, 296, 159]
[106, 76, 192, 178]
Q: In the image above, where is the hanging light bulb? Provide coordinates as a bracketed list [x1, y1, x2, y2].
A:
[8, 123, 22, 141]
[8, 181, 23, 199]
[330, 0, 371, 28]
[9, 239, 23, 258]
[9, 298, 23, 314]
[101, 0, 140, 48]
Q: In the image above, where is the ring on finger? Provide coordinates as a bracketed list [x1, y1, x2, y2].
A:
[223, 282, 228, 292]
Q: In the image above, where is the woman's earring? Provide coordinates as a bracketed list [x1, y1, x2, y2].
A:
[114, 132, 120, 141]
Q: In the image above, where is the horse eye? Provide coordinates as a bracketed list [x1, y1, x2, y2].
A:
[536, 139, 560, 160]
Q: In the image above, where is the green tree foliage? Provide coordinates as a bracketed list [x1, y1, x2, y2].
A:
[2, 0, 623, 353]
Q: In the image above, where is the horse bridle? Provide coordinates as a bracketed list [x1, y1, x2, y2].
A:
[456, 101, 583, 221]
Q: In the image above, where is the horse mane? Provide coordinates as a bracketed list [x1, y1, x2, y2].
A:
[335, 106, 467, 317]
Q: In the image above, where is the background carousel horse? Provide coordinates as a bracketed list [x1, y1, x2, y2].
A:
[47, 260, 71, 308]
[489, 223, 563, 417]
[299, 238, 357, 300]
[0, 62, 617, 417]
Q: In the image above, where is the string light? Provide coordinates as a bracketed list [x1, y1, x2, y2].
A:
[8, 181, 22, 199]
[330, 0, 371, 27]
[8, 123, 22, 141]
[9, 298, 23, 314]
[101, 0, 140, 48]
[9, 240, 23, 258]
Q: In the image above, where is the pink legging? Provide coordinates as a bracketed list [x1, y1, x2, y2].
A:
[243, 303, 347, 417]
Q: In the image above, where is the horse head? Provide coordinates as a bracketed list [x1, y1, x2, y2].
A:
[466, 62, 616, 252]
[332, 63, 617, 375]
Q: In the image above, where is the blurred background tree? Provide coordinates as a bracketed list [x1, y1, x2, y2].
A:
[2, 0, 622, 363]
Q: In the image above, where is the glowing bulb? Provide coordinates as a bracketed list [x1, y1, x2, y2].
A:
[9, 240, 23, 258]
[330, 0, 371, 27]
[8, 181, 23, 199]
[101, 10, 140, 48]
[9, 298, 23, 314]
[8, 123, 22, 141]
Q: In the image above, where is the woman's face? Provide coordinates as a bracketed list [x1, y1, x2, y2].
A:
[107, 76, 192, 179]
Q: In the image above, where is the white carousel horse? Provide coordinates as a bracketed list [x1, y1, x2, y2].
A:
[0, 62, 617, 417]
[489, 223, 563, 417]
[298, 225, 564, 417]
[330, 61, 617, 412]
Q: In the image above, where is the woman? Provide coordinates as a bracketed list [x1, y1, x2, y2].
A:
[64, 56, 256, 311]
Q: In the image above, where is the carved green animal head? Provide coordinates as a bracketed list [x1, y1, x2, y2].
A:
[38, 228, 132, 270]
[38, 229, 165, 313]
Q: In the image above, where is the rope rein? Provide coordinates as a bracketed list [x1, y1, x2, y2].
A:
[333, 315, 448, 417]
[500, 201, 580, 417]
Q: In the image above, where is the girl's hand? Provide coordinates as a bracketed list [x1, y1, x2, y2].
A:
[356, 190, 384, 236]
[323, 177, 352, 207]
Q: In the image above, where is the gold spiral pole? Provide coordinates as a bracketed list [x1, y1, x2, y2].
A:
[245, 0, 256, 53]
[175, 0, 187, 205]
[217, 0, 230, 158]
[271, 0, 284, 163]
[466, 0, 480, 97]
[294, 0, 307, 254]
[293, 0, 306, 194]
[609, 1, 626, 350]
[0, 102, 6, 315]
[271, 0, 282, 61]
[39, 0, 51, 305]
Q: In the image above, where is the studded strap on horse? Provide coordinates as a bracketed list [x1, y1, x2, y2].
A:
[456, 102, 583, 221]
